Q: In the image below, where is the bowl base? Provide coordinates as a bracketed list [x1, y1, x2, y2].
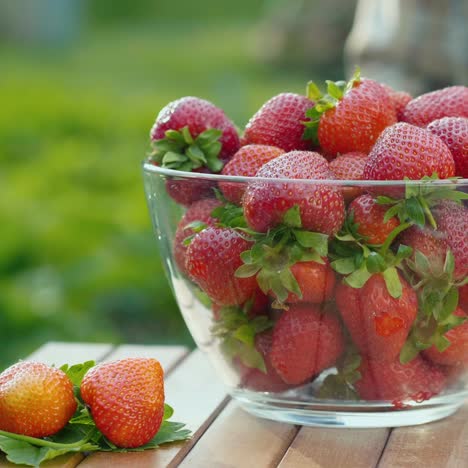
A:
[231, 389, 466, 428]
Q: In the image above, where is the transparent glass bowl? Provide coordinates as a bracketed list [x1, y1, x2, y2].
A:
[143, 162, 468, 428]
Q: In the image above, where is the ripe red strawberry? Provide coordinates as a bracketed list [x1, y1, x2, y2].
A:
[149, 96, 240, 205]
[427, 117, 468, 178]
[81, 358, 164, 448]
[186, 227, 257, 306]
[243, 93, 315, 151]
[363, 123, 455, 181]
[398, 225, 449, 275]
[243, 151, 345, 235]
[220, 144, 284, 204]
[349, 194, 400, 245]
[336, 274, 418, 362]
[269, 259, 335, 304]
[432, 200, 468, 280]
[422, 307, 468, 367]
[355, 356, 446, 402]
[270, 304, 344, 384]
[239, 330, 293, 392]
[0, 361, 76, 437]
[380, 83, 412, 121]
[305, 75, 396, 156]
[173, 198, 221, 275]
[150, 96, 239, 161]
[460, 284, 468, 311]
[401, 85, 468, 127]
[329, 152, 368, 202]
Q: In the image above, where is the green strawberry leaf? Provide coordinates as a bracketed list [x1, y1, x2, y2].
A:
[163, 403, 174, 421]
[331, 257, 356, 275]
[293, 230, 328, 256]
[383, 267, 402, 299]
[344, 264, 372, 289]
[60, 361, 95, 387]
[283, 205, 302, 228]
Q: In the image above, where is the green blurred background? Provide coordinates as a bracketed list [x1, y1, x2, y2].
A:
[0, 0, 351, 367]
[1, 0, 464, 367]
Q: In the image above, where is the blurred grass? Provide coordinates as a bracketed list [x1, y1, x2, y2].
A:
[0, 14, 318, 368]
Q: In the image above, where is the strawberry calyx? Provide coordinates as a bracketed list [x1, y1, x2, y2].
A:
[234, 206, 329, 308]
[400, 250, 468, 363]
[317, 353, 361, 400]
[376, 174, 468, 230]
[211, 301, 272, 373]
[302, 68, 361, 144]
[330, 211, 412, 298]
[211, 189, 247, 228]
[150, 126, 224, 173]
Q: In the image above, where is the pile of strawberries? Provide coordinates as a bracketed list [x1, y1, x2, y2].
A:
[148, 70, 468, 405]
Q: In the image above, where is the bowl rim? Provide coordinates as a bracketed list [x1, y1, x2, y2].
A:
[143, 161, 468, 188]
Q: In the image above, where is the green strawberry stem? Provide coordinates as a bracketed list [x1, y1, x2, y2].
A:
[419, 196, 437, 230]
[0, 429, 95, 450]
[379, 222, 412, 256]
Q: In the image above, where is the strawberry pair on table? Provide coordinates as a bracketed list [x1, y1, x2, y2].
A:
[148, 70, 468, 404]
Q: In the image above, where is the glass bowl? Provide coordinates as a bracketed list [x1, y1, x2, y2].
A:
[143, 162, 468, 428]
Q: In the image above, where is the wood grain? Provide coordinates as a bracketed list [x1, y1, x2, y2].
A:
[80, 348, 227, 467]
[378, 403, 468, 468]
[278, 426, 389, 468]
[177, 401, 298, 468]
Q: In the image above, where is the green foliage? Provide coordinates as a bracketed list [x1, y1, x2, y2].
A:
[0, 20, 310, 368]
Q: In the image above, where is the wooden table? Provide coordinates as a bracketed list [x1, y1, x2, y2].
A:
[1, 342, 467, 468]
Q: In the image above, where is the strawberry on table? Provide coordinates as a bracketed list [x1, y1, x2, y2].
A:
[348, 194, 400, 246]
[355, 356, 446, 402]
[186, 227, 257, 306]
[270, 304, 345, 385]
[81, 358, 165, 448]
[220, 144, 284, 204]
[363, 122, 455, 182]
[0, 361, 76, 438]
[401, 85, 468, 127]
[173, 198, 221, 276]
[149, 96, 240, 205]
[243, 151, 345, 235]
[303, 70, 397, 156]
[243, 93, 315, 151]
[336, 274, 418, 362]
[427, 117, 468, 179]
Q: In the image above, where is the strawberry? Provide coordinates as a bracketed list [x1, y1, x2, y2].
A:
[401, 85, 468, 127]
[329, 152, 368, 202]
[432, 200, 468, 280]
[149, 96, 239, 205]
[422, 307, 468, 367]
[363, 122, 455, 182]
[269, 259, 335, 305]
[380, 83, 412, 121]
[219, 144, 284, 204]
[270, 304, 345, 384]
[212, 288, 270, 321]
[173, 198, 221, 275]
[460, 284, 468, 310]
[243, 151, 345, 235]
[427, 117, 468, 178]
[81, 358, 164, 448]
[0, 361, 76, 438]
[335, 274, 418, 362]
[186, 227, 257, 306]
[239, 330, 293, 392]
[348, 194, 400, 245]
[355, 356, 446, 402]
[243, 93, 315, 151]
[303, 71, 397, 156]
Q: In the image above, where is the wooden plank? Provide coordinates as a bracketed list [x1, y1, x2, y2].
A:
[0, 342, 114, 468]
[177, 401, 298, 468]
[25, 342, 114, 366]
[379, 402, 468, 468]
[101, 344, 188, 375]
[79, 349, 227, 468]
[278, 427, 389, 468]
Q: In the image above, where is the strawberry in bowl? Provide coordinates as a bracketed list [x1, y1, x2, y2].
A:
[143, 72, 468, 428]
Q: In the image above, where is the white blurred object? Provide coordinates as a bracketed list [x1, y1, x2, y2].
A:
[345, 0, 468, 93]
